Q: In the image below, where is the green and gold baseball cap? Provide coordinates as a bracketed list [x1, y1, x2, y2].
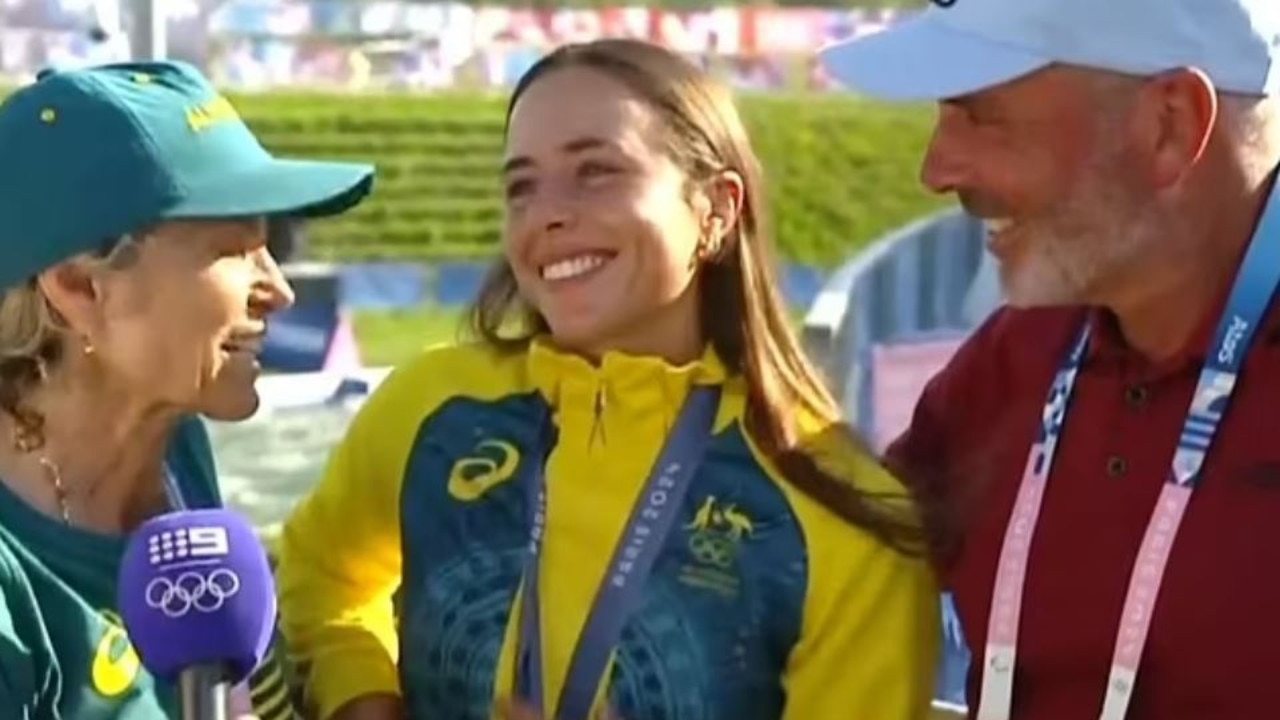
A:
[0, 60, 375, 291]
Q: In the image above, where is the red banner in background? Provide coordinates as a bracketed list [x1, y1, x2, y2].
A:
[742, 9, 829, 55]
[466, 6, 904, 57]
[650, 9, 743, 55]
[0, 1, 912, 88]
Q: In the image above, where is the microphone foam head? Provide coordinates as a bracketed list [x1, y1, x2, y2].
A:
[118, 508, 277, 684]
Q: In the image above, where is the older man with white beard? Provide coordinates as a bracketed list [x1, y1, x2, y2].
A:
[821, 0, 1280, 719]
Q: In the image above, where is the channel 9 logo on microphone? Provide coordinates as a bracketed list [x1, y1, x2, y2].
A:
[144, 524, 240, 618]
[119, 508, 277, 683]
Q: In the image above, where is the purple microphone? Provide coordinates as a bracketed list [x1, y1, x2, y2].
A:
[118, 508, 276, 720]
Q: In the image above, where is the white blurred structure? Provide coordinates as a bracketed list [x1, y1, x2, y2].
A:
[126, 0, 165, 59]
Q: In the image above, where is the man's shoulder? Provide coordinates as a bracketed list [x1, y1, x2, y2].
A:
[904, 304, 1087, 441]
[972, 304, 1087, 347]
[944, 304, 1088, 381]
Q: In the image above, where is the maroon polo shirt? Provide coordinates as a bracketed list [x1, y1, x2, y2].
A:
[886, 297, 1280, 719]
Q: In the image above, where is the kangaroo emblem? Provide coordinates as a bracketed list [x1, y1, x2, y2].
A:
[686, 496, 754, 540]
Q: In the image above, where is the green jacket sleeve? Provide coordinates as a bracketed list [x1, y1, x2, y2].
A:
[0, 556, 39, 717]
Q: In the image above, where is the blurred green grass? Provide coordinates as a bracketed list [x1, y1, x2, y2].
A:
[231, 90, 944, 267]
[349, 303, 812, 368]
[351, 303, 469, 367]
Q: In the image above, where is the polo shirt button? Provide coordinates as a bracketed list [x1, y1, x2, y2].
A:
[1107, 455, 1128, 477]
[1124, 384, 1149, 408]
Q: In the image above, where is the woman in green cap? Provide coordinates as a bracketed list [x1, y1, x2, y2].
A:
[0, 59, 374, 718]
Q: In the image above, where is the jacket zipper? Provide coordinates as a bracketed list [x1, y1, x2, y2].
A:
[589, 386, 607, 448]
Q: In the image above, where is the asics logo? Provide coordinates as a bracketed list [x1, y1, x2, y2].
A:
[91, 610, 140, 698]
[448, 439, 521, 502]
[145, 569, 241, 618]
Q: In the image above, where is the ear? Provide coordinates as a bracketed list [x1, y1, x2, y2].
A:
[1141, 67, 1218, 189]
[707, 169, 745, 237]
[34, 259, 103, 343]
[697, 169, 746, 257]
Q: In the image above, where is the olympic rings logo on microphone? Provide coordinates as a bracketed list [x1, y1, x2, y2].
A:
[144, 569, 241, 618]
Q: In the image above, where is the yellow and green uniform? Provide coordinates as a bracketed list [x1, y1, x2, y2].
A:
[0, 415, 301, 718]
[278, 340, 940, 720]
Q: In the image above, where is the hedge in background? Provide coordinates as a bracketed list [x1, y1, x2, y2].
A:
[229, 90, 946, 266]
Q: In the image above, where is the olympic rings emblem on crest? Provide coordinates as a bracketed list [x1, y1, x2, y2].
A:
[144, 569, 241, 618]
[688, 531, 736, 568]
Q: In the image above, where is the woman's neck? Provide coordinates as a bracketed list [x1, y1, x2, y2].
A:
[0, 375, 177, 534]
[580, 332, 704, 367]
[573, 292, 706, 367]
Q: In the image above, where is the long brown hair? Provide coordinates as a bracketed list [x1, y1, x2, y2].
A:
[469, 38, 929, 556]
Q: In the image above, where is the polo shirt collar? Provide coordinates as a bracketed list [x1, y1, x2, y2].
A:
[1083, 297, 1225, 379]
[1083, 255, 1280, 379]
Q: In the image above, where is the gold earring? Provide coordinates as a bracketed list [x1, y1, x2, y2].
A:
[82, 339, 95, 356]
[700, 236, 721, 262]
[11, 407, 45, 453]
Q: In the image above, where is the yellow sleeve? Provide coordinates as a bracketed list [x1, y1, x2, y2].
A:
[275, 351, 450, 719]
[781, 442, 942, 720]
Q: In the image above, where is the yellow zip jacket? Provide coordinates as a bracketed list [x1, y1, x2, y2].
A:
[276, 340, 940, 720]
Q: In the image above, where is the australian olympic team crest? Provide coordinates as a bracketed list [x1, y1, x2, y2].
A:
[679, 496, 754, 598]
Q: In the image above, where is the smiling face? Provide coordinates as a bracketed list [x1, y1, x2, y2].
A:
[39, 217, 295, 421]
[921, 66, 1159, 307]
[501, 65, 712, 360]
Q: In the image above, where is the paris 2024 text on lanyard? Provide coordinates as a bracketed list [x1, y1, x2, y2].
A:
[978, 183, 1280, 720]
[514, 385, 721, 720]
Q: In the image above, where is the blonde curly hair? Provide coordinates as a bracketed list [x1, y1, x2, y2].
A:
[0, 235, 141, 450]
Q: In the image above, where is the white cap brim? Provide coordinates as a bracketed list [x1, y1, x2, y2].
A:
[819, 13, 1054, 101]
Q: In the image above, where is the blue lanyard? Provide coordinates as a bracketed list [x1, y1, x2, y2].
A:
[977, 179, 1280, 720]
[514, 385, 721, 720]
[1063, 188, 1280, 480]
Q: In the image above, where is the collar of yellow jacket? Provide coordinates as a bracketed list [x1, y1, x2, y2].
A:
[526, 336, 732, 416]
